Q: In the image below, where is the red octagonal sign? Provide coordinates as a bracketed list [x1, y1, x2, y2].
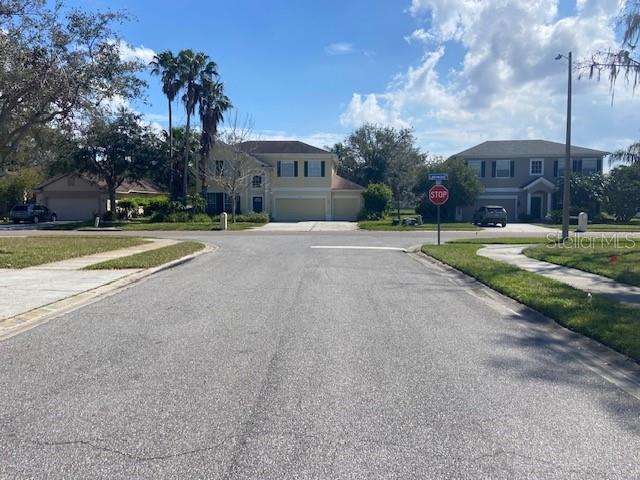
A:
[429, 184, 449, 206]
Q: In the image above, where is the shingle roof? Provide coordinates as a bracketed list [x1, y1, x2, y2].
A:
[34, 174, 166, 195]
[452, 140, 608, 158]
[331, 175, 365, 191]
[239, 140, 329, 154]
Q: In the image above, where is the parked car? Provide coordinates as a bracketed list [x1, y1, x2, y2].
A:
[473, 205, 508, 227]
[9, 204, 57, 224]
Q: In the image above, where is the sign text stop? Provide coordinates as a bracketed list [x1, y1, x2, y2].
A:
[429, 184, 449, 206]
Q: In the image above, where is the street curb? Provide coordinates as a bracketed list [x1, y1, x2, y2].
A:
[0, 243, 215, 342]
[410, 249, 640, 401]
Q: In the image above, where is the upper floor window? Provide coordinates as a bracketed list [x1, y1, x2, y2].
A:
[495, 159, 511, 178]
[582, 158, 598, 175]
[530, 158, 543, 175]
[467, 159, 483, 177]
[251, 175, 262, 188]
[215, 160, 224, 176]
[305, 160, 324, 177]
[278, 160, 297, 177]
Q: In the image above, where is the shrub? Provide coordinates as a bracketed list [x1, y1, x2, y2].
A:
[117, 198, 138, 219]
[146, 196, 170, 215]
[518, 213, 535, 223]
[362, 183, 392, 218]
[233, 212, 269, 223]
[358, 209, 384, 221]
[101, 210, 116, 222]
[188, 193, 206, 214]
[191, 213, 213, 223]
[547, 209, 563, 224]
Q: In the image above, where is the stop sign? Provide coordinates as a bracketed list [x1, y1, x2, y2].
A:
[429, 184, 449, 206]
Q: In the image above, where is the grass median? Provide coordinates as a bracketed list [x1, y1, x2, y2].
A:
[0, 236, 146, 268]
[524, 241, 640, 288]
[421, 242, 640, 361]
[359, 219, 480, 231]
[85, 241, 205, 269]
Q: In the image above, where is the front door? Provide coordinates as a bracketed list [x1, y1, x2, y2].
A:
[252, 196, 263, 213]
[530, 196, 542, 219]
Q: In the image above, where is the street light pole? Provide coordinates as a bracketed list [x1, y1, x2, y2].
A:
[557, 51, 572, 241]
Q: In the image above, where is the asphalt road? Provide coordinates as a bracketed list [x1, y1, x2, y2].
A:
[1, 232, 639, 479]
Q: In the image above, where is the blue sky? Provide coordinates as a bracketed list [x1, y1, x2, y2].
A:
[75, 0, 639, 158]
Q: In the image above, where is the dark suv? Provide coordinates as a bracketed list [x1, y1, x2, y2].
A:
[473, 206, 508, 227]
[9, 204, 57, 224]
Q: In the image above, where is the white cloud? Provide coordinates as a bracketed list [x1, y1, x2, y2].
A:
[117, 40, 156, 64]
[339, 0, 640, 156]
[325, 42, 355, 55]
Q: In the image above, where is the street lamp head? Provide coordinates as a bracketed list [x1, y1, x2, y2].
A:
[555, 54, 563, 60]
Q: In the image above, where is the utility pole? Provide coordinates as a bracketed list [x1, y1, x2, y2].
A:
[557, 51, 572, 241]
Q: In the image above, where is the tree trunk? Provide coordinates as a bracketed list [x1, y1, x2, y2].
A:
[183, 113, 191, 201]
[397, 197, 400, 221]
[231, 191, 236, 223]
[109, 188, 116, 215]
[168, 99, 175, 200]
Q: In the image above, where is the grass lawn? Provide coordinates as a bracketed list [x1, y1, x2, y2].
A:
[450, 237, 556, 245]
[359, 218, 480, 231]
[536, 222, 640, 232]
[86, 241, 205, 269]
[421, 243, 640, 361]
[116, 221, 260, 231]
[524, 241, 640, 287]
[0, 236, 146, 268]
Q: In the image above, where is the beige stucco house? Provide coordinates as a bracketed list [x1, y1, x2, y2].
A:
[33, 174, 165, 220]
[204, 140, 364, 221]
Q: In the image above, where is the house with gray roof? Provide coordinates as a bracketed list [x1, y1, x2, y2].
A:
[450, 140, 608, 222]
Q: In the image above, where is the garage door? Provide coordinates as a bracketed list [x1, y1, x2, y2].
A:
[474, 198, 517, 222]
[333, 198, 361, 221]
[274, 198, 325, 221]
[47, 197, 101, 220]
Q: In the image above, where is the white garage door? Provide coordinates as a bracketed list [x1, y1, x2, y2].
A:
[333, 198, 361, 221]
[47, 197, 101, 221]
[275, 198, 325, 222]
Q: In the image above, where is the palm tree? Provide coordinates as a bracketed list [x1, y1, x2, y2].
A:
[177, 49, 218, 199]
[149, 51, 181, 199]
[610, 141, 640, 165]
[198, 78, 232, 194]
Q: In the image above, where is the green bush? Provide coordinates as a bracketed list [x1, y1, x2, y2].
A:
[146, 196, 171, 215]
[188, 193, 206, 214]
[117, 198, 138, 218]
[361, 183, 392, 218]
[233, 212, 269, 223]
[548, 209, 563, 224]
[101, 210, 116, 222]
[191, 213, 213, 223]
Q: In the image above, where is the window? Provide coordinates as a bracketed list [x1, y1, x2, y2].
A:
[495, 160, 511, 178]
[556, 159, 565, 177]
[582, 158, 598, 175]
[467, 160, 483, 176]
[223, 194, 239, 212]
[530, 159, 543, 175]
[251, 175, 262, 188]
[279, 160, 296, 177]
[252, 196, 263, 213]
[215, 160, 224, 176]
[306, 160, 322, 177]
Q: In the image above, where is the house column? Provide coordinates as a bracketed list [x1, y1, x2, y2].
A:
[546, 192, 552, 215]
[526, 191, 532, 215]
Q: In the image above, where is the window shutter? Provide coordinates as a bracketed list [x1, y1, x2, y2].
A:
[596, 158, 602, 172]
[492, 161, 496, 177]
[577, 159, 583, 173]
[277, 161, 281, 177]
[321, 161, 326, 177]
[510, 160, 515, 177]
[553, 160, 558, 177]
[294, 161, 298, 177]
[304, 161, 308, 177]
[481, 161, 485, 178]
[572, 159, 578, 172]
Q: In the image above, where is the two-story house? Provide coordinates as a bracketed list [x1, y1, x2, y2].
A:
[451, 140, 608, 222]
[203, 140, 364, 221]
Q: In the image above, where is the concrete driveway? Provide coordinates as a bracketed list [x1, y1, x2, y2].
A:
[253, 221, 358, 232]
[0, 231, 638, 478]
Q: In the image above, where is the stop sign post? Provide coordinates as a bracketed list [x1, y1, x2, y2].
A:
[428, 184, 449, 245]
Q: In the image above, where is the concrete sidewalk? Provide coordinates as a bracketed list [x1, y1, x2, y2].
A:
[253, 221, 358, 232]
[0, 238, 177, 321]
[478, 244, 640, 306]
